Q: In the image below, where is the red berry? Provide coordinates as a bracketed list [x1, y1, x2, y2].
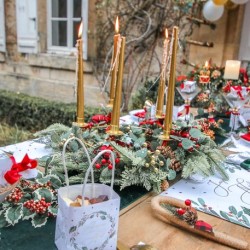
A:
[185, 199, 191, 206]
[181, 132, 189, 138]
[101, 159, 107, 164]
[178, 142, 182, 147]
[103, 153, 110, 159]
[115, 158, 120, 164]
[95, 163, 101, 169]
[188, 147, 194, 152]
[177, 208, 186, 215]
[108, 164, 113, 170]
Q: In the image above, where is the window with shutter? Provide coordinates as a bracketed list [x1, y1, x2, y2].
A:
[16, 0, 38, 53]
[0, 0, 5, 52]
[47, 0, 88, 60]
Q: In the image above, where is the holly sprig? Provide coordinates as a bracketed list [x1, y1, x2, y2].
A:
[0, 172, 59, 228]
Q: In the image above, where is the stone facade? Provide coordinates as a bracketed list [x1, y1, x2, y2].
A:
[0, 0, 105, 106]
[0, 1, 246, 106]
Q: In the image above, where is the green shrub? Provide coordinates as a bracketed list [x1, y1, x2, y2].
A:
[0, 90, 99, 132]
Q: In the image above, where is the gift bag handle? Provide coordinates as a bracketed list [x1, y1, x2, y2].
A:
[62, 137, 93, 187]
[82, 149, 116, 203]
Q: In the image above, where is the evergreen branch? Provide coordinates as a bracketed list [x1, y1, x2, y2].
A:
[110, 141, 145, 167]
[34, 123, 70, 137]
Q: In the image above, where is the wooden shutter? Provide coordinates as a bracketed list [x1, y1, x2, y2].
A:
[0, 0, 5, 52]
[16, 0, 38, 53]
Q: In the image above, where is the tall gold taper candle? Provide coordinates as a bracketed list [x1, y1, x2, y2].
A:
[107, 36, 126, 136]
[74, 22, 87, 128]
[160, 26, 179, 141]
[107, 17, 120, 108]
[156, 29, 169, 118]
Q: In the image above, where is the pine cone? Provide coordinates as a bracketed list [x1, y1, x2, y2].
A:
[170, 159, 182, 171]
[157, 146, 181, 171]
[157, 146, 174, 158]
[160, 180, 169, 191]
[183, 208, 198, 225]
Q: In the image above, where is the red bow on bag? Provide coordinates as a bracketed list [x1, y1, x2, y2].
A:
[4, 154, 37, 184]
[134, 111, 145, 118]
[231, 85, 244, 100]
[223, 81, 231, 93]
[241, 133, 250, 142]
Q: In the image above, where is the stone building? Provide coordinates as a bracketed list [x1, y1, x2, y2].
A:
[0, 0, 249, 106]
[0, 0, 104, 105]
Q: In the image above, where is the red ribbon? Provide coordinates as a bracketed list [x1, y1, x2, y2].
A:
[223, 81, 231, 93]
[184, 104, 190, 115]
[91, 113, 111, 124]
[134, 111, 145, 118]
[139, 119, 163, 128]
[4, 154, 37, 184]
[231, 86, 244, 100]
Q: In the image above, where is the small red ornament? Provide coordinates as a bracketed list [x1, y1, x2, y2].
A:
[115, 158, 120, 164]
[95, 163, 101, 169]
[185, 199, 191, 206]
[178, 142, 182, 148]
[108, 164, 113, 170]
[177, 208, 186, 215]
[101, 159, 107, 164]
[181, 132, 189, 138]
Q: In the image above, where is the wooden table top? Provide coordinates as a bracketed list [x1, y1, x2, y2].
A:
[117, 193, 250, 250]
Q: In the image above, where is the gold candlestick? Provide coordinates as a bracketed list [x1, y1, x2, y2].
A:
[107, 36, 126, 136]
[160, 26, 179, 141]
[156, 29, 169, 118]
[74, 22, 87, 128]
[107, 17, 120, 108]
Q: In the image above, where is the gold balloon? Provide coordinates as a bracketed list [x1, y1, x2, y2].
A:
[213, 0, 228, 5]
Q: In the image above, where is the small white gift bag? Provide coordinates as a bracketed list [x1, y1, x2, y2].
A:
[55, 137, 120, 250]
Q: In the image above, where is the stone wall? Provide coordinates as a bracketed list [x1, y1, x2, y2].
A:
[0, 1, 246, 106]
[0, 0, 105, 106]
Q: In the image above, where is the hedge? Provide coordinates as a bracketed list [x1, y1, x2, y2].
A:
[0, 90, 99, 132]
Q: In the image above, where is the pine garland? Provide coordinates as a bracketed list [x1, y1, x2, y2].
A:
[31, 117, 228, 194]
[110, 141, 145, 167]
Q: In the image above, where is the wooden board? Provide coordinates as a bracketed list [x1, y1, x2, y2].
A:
[118, 194, 250, 250]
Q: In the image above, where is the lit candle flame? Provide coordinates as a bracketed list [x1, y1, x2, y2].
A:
[115, 16, 119, 33]
[205, 61, 209, 69]
[165, 29, 168, 39]
[78, 22, 83, 38]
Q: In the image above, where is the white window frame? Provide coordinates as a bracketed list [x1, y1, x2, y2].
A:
[47, 0, 88, 59]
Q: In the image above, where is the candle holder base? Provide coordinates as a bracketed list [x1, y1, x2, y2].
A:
[155, 113, 165, 119]
[106, 125, 123, 136]
[159, 134, 170, 141]
[106, 101, 114, 108]
[72, 121, 89, 129]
